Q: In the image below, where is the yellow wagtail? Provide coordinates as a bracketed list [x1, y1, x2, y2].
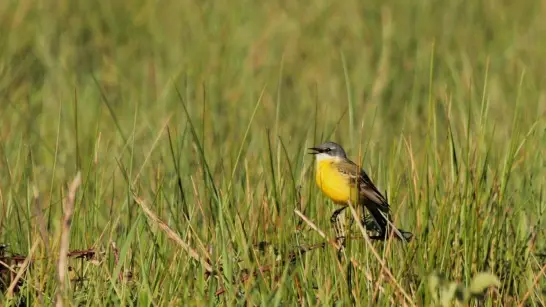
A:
[308, 141, 413, 242]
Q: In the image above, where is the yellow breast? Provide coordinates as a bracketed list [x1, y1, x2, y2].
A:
[315, 159, 359, 205]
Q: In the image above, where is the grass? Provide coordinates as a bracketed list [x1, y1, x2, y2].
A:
[0, 0, 545, 305]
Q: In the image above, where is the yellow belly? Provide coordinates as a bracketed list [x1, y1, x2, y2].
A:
[315, 160, 358, 205]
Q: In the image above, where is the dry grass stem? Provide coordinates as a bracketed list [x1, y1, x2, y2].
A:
[6, 240, 40, 298]
[348, 203, 415, 307]
[134, 196, 214, 273]
[55, 172, 82, 307]
[294, 209, 341, 250]
[517, 262, 546, 306]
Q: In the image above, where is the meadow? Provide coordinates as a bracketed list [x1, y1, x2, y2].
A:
[0, 0, 545, 305]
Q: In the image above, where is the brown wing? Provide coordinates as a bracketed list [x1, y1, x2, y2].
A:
[335, 160, 391, 213]
[335, 159, 413, 242]
[335, 160, 393, 236]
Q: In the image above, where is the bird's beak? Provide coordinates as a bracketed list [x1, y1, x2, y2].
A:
[308, 147, 321, 155]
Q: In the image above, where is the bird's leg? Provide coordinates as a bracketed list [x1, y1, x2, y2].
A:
[330, 206, 348, 248]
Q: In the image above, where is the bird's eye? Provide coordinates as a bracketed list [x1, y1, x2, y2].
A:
[325, 148, 332, 152]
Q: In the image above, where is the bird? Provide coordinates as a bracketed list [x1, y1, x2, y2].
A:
[308, 141, 413, 242]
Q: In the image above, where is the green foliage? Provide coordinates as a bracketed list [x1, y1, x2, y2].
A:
[429, 272, 501, 306]
[0, 0, 545, 305]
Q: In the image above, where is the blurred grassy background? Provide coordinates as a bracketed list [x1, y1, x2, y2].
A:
[1, 0, 545, 305]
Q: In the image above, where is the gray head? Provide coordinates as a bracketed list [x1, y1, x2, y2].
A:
[308, 141, 347, 159]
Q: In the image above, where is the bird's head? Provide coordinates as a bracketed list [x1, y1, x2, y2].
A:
[308, 141, 347, 161]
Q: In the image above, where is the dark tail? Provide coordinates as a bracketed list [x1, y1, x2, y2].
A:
[364, 205, 413, 243]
